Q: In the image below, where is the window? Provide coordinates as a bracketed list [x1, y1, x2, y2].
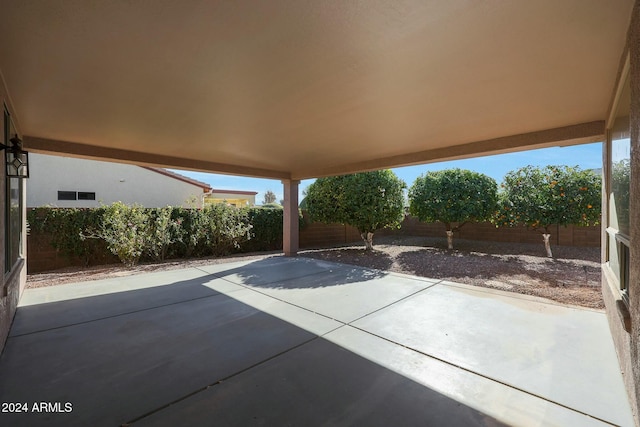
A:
[7, 178, 21, 260]
[78, 192, 96, 200]
[58, 191, 95, 201]
[622, 242, 630, 291]
[4, 106, 23, 273]
[606, 71, 631, 300]
[58, 191, 77, 200]
[611, 121, 630, 236]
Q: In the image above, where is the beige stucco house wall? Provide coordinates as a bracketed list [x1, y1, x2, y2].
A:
[27, 154, 211, 208]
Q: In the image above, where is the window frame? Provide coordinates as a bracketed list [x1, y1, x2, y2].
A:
[57, 191, 77, 201]
[3, 105, 23, 274]
[604, 55, 631, 305]
[77, 191, 96, 201]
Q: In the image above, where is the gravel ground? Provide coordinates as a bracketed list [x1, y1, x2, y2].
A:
[26, 252, 280, 288]
[300, 236, 603, 309]
[27, 236, 603, 309]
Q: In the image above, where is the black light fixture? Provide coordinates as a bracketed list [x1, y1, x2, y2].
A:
[1, 134, 29, 178]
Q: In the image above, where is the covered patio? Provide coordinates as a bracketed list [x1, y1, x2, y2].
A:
[1, 1, 639, 424]
[0, 257, 632, 426]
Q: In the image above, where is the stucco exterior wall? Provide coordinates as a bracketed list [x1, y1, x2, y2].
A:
[205, 192, 256, 207]
[27, 154, 206, 208]
[603, 2, 640, 424]
[629, 1, 640, 422]
[0, 70, 27, 350]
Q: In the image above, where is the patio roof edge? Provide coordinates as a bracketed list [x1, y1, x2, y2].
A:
[22, 136, 291, 180]
[292, 121, 605, 180]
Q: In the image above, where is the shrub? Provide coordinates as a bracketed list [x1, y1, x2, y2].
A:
[244, 207, 283, 251]
[27, 207, 106, 266]
[28, 202, 304, 266]
[90, 202, 150, 266]
[146, 206, 181, 261]
[260, 203, 283, 209]
[170, 207, 209, 257]
[200, 203, 252, 256]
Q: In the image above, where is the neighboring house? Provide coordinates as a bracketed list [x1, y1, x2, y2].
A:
[27, 154, 212, 208]
[204, 189, 257, 207]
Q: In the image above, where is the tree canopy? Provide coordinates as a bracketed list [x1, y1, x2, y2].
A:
[304, 170, 406, 250]
[498, 165, 601, 257]
[263, 190, 277, 204]
[408, 168, 497, 249]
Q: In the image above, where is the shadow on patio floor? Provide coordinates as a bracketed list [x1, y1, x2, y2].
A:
[1, 274, 504, 427]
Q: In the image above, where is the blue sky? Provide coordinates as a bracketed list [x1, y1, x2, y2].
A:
[171, 142, 603, 205]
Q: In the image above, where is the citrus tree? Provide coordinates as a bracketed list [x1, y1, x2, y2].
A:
[408, 169, 498, 249]
[304, 170, 406, 250]
[497, 165, 601, 257]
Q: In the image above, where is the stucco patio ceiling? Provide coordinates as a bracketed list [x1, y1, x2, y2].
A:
[0, 1, 634, 180]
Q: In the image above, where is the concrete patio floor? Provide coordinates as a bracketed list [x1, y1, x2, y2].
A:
[0, 256, 633, 426]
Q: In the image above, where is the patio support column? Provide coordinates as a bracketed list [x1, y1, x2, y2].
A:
[282, 179, 300, 257]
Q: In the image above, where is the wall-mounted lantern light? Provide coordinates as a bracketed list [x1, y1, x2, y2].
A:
[1, 134, 29, 178]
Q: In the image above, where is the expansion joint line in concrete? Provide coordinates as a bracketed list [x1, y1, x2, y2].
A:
[202, 267, 350, 324]
[121, 335, 321, 426]
[346, 281, 441, 325]
[8, 292, 229, 338]
[200, 266, 442, 329]
[348, 324, 618, 426]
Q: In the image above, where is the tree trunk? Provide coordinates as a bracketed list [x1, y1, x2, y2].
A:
[446, 230, 454, 250]
[361, 232, 374, 251]
[542, 233, 553, 258]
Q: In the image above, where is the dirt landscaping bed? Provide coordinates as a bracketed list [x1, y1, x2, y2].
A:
[300, 236, 603, 310]
[26, 252, 279, 289]
[27, 236, 603, 309]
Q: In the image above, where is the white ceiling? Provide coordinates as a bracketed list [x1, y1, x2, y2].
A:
[0, 1, 634, 179]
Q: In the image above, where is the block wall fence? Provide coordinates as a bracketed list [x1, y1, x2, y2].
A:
[299, 215, 600, 249]
[28, 211, 600, 273]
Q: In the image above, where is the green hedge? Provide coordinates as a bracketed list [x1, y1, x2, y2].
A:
[28, 207, 107, 266]
[244, 207, 283, 252]
[27, 204, 298, 266]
